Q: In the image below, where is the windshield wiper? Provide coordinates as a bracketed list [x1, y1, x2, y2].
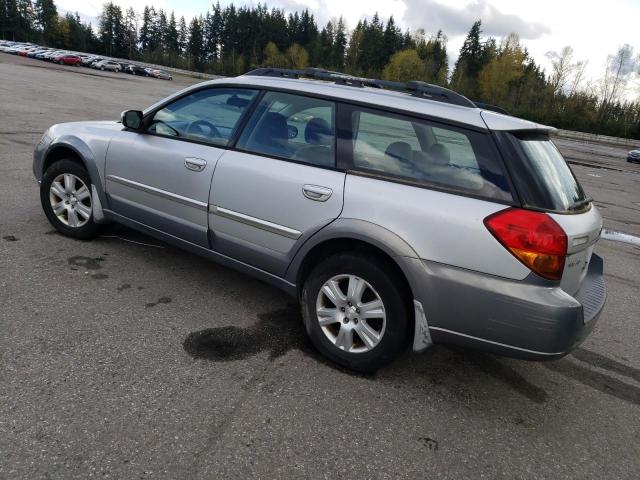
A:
[567, 196, 592, 211]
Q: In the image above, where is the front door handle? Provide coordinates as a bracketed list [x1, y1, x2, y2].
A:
[184, 157, 207, 172]
[302, 184, 332, 202]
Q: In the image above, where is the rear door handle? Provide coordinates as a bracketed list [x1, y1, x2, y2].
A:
[302, 184, 332, 202]
[184, 157, 207, 172]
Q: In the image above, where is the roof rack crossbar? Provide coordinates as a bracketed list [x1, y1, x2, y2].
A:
[244, 68, 476, 108]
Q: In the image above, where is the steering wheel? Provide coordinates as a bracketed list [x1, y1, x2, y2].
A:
[186, 119, 221, 139]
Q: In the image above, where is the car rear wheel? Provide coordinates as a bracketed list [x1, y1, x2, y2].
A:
[40, 160, 101, 240]
[301, 253, 411, 372]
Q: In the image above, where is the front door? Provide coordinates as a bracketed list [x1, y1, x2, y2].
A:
[105, 87, 259, 247]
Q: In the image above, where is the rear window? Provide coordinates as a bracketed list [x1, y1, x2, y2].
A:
[350, 109, 513, 202]
[506, 133, 587, 212]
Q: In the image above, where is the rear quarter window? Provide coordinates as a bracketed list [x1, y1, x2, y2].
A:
[503, 133, 588, 212]
[349, 108, 513, 202]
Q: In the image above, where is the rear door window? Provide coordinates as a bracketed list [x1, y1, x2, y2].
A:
[236, 91, 336, 168]
[349, 108, 512, 202]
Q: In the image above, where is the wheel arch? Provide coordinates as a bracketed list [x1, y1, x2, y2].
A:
[287, 219, 421, 302]
[42, 144, 86, 174]
[41, 139, 108, 210]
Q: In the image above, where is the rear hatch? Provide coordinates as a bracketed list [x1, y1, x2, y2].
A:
[498, 131, 602, 295]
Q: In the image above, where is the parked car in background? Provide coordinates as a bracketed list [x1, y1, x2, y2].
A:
[93, 60, 121, 72]
[627, 148, 640, 163]
[32, 68, 606, 372]
[57, 55, 82, 66]
[4, 45, 22, 54]
[17, 47, 34, 56]
[27, 49, 49, 58]
[50, 52, 67, 63]
[125, 64, 148, 76]
[43, 51, 65, 61]
[82, 56, 102, 67]
[148, 69, 173, 80]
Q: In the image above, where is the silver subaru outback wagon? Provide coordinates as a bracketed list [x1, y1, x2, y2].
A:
[33, 68, 606, 372]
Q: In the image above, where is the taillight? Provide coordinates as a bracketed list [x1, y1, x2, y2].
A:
[484, 208, 567, 281]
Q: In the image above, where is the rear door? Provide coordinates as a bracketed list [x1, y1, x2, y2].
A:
[105, 87, 259, 247]
[209, 91, 345, 276]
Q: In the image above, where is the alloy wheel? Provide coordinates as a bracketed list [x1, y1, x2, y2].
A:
[49, 173, 92, 227]
[315, 274, 386, 353]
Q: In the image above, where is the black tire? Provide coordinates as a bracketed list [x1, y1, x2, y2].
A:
[301, 252, 411, 372]
[40, 159, 101, 240]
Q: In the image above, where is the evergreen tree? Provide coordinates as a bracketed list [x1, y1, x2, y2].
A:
[415, 29, 448, 85]
[156, 9, 167, 54]
[451, 20, 484, 97]
[177, 15, 187, 55]
[318, 21, 334, 68]
[187, 15, 204, 69]
[361, 13, 385, 73]
[0, 0, 7, 39]
[332, 17, 347, 69]
[139, 6, 152, 53]
[14, 0, 36, 42]
[98, 2, 126, 57]
[34, 0, 57, 45]
[124, 7, 137, 59]
[165, 11, 179, 56]
[382, 16, 402, 67]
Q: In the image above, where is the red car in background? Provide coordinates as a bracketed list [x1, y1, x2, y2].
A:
[55, 54, 82, 66]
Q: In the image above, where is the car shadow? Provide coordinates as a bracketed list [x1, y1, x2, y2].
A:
[65, 224, 640, 407]
[183, 301, 640, 407]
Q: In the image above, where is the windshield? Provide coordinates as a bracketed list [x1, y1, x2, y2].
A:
[506, 133, 587, 212]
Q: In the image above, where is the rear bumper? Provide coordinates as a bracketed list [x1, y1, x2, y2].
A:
[413, 254, 606, 360]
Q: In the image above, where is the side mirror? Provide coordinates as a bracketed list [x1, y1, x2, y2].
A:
[121, 110, 143, 130]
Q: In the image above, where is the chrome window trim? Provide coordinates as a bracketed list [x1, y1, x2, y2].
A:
[106, 174, 208, 210]
[209, 205, 302, 240]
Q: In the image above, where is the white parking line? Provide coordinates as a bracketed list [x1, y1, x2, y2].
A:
[601, 229, 640, 247]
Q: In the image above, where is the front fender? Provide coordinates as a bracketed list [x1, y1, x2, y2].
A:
[40, 136, 110, 213]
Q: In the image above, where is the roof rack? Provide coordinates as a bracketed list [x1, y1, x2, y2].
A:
[244, 67, 477, 108]
[472, 101, 510, 115]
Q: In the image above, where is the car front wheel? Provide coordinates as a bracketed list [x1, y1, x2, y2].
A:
[40, 160, 101, 240]
[301, 252, 411, 372]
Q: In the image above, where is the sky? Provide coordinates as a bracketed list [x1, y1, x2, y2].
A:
[56, 0, 640, 94]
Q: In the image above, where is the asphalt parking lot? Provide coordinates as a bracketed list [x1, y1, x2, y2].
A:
[1, 52, 639, 479]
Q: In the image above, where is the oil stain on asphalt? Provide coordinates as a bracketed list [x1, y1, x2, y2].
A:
[67, 255, 109, 280]
[183, 304, 308, 362]
[67, 255, 104, 270]
[2, 235, 19, 241]
[146, 297, 172, 308]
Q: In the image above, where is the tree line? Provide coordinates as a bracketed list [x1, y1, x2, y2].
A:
[1, 0, 639, 139]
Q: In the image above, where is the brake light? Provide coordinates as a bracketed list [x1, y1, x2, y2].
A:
[484, 208, 567, 281]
